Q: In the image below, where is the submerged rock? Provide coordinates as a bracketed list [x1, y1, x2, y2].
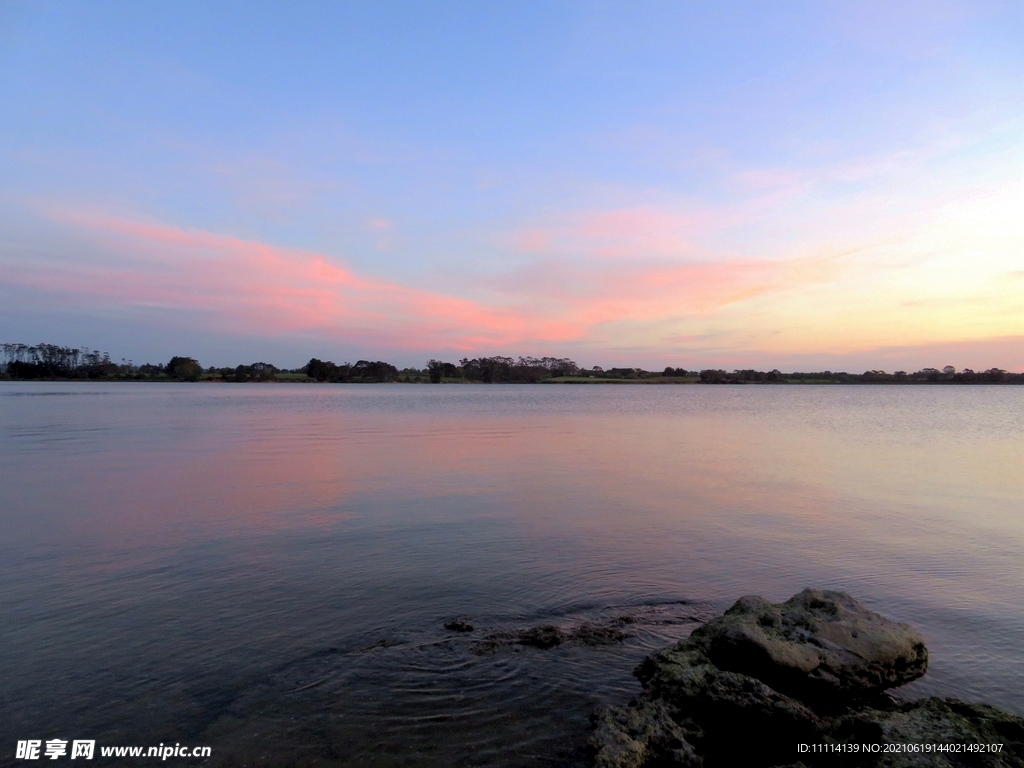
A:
[444, 619, 474, 633]
[518, 624, 564, 648]
[573, 622, 630, 645]
[590, 589, 1020, 768]
[470, 616, 636, 654]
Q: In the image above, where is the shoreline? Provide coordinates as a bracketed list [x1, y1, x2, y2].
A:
[2, 376, 1023, 385]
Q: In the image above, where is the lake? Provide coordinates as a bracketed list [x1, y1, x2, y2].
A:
[2, 382, 1022, 766]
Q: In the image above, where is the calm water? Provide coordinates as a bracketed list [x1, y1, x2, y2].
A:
[2, 383, 1023, 766]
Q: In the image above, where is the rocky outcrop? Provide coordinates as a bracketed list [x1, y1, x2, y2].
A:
[590, 589, 1024, 768]
[687, 589, 928, 708]
[632, 643, 822, 766]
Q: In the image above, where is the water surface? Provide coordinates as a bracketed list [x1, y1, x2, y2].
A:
[2, 383, 1022, 765]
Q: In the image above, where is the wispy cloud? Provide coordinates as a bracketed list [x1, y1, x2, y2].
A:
[4, 211, 582, 351]
[487, 250, 848, 325]
[1, 207, 858, 357]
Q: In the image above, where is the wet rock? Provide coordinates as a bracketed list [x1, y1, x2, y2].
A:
[518, 625, 564, 649]
[829, 697, 1024, 767]
[470, 635, 506, 655]
[471, 617, 631, 654]
[590, 589, 1024, 767]
[573, 622, 630, 645]
[687, 590, 928, 707]
[444, 619, 474, 633]
[635, 644, 823, 766]
[590, 700, 701, 767]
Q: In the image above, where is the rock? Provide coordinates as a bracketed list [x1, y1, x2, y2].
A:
[687, 590, 927, 707]
[518, 624, 564, 649]
[634, 643, 823, 766]
[589, 589, 1024, 767]
[573, 622, 630, 645]
[444, 619, 474, 633]
[829, 697, 1024, 767]
[469, 618, 629, 654]
[470, 636, 504, 655]
[589, 589, 944, 767]
[590, 700, 701, 767]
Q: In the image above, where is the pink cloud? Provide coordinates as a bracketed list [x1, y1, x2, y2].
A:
[575, 254, 845, 325]
[6, 212, 582, 351]
[52, 210, 835, 335]
[488, 242, 847, 324]
[512, 228, 550, 253]
[2, 208, 852, 359]
[506, 206, 706, 260]
[13, 201, 998, 363]
[499, 183, 821, 265]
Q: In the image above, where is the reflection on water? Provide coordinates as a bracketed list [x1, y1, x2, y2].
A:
[1, 383, 1022, 765]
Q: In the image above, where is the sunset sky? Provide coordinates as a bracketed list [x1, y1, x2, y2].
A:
[1, 2, 1021, 370]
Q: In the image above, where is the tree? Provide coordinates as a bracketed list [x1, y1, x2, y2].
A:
[305, 358, 343, 381]
[427, 359, 444, 383]
[349, 360, 399, 382]
[167, 356, 202, 380]
[699, 369, 729, 384]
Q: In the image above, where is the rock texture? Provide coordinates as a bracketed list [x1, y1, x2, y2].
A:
[573, 622, 630, 646]
[472, 619, 633, 654]
[590, 589, 1024, 768]
[688, 589, 928, 708]
[633, 643, 822, 766]
[518, 624, 565, 648]
[591, 701, 701, 768]
[831, 698, 1024, 768]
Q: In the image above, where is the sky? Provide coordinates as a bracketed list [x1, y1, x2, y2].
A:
[1, 1, 1022, 371]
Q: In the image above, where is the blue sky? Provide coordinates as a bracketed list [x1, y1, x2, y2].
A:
[1, 1, 1021, 369]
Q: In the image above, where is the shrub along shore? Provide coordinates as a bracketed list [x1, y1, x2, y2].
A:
[2, 343, 1021, 384]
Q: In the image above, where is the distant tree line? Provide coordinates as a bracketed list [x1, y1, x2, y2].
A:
[428, 356, 580, 383]
[693, 367, 1021, 384]
[205, 362, 278, 382]
[304, 358, 399, 382]
[765, 366, 1019, 385]
[3, 342, 1022, 384]
[2, 343, 126, 379]
[1, 344, 208, 381]
[424, 358, 693, 382]
[698, 369, 783, 383]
